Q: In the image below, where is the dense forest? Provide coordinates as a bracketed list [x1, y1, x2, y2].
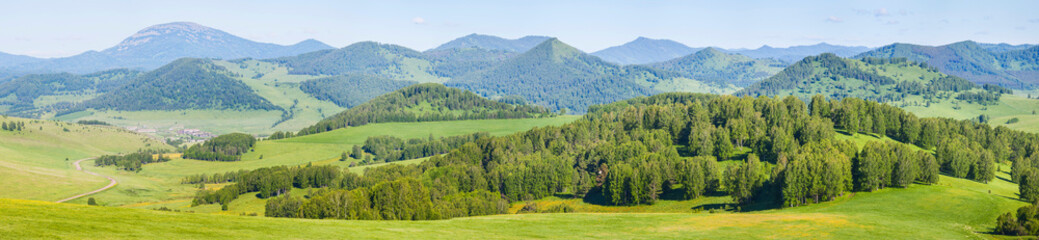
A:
[0, 69, 139, 116]
[81, 58, 280, 111]
[298, 83, 552, 136]
[424, 48, 515, 78]
[189, 93, 1039, 221]
[94, 151, 171, 172]
[183, 133, 256, 161]
[299, 74, 417, 108]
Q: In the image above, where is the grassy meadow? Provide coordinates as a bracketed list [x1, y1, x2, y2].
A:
[69, 116, 580, 209]
[0, 116, 171, 201]
[0, 168, 1025, 239]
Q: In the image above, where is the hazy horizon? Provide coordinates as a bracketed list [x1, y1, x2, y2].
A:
[2, 0, 1037, 58]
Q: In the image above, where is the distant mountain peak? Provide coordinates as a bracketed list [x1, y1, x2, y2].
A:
[112, 22, 229, 52]
[591, 37, 699, 65]
[431, 34, 551, 52]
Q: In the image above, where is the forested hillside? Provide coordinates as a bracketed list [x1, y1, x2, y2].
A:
[430, 34, 551, 52]
[0, 69, 139, 116]
[298, 83, 552, 135]
[650, 48, 786, 87]
[299, 74, 417, 108]
[424, 48, 516, 77]
[737, 53, 1010, 104]
[447, 38, 731, 113]
[184, 92, 1039, 221]
[269, 42, 447, 83]
[81, 58, 279, 111]
[856, 41, 1039, 88]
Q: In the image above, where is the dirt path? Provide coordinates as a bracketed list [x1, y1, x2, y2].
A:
[55, 158, 117, 203]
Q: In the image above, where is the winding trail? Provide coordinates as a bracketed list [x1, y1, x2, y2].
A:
[55, 158, 117, 203]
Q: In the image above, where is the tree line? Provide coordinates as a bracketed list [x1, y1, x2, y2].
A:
[183, 133, 256, 161]
[359, 132, 491, 164]
[298, 83, 552, 136]
[94, 150, 171, 172]
[198, 93, 1039, 221]
[1, 121, 24, 131]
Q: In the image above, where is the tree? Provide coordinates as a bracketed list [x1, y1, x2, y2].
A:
[87, 197, 97, 206]
[971, 151, 996, 183]
[727, 155, 764, 205]
[340, 152, 348, 162]
[351, 145, 363, 159]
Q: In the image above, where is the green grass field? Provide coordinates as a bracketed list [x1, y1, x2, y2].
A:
[0, 168, 1024, 239]
[900, 94, 1039, 133]
[0, 116, 171, 201]
[69, 116, 581, 209]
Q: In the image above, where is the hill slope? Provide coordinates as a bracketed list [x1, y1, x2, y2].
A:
[592, 37, 701, 65]
[737, 53, 1000, 102]
[0, 116, 170, 201]
[5, 22, 333, 74]
[0, 69, 140, 116]
[430, 34, 551, 52]
[448, 38, 731, 112]
[82, 58, 279, 111]
[269, 41, 447, 82]
[650, 47, 785, 87]
[299, 83, 552, 135]
[856, 41, 1039, 88]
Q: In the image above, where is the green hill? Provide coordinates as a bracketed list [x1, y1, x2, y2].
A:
[0, 116, 170, 201]
[269, 41, 448, 83]
[424, 48, 516, 78]
[82, 58, 280, 112]
[856, 41, 1039, 88]
[299, 74, 417, 108]
[736, 53, 1001, 102]
[0, 69, 140, 116]
[650, 47, 786, 87]
[447, 38, 732, 113]
[299, 83, 553, 135]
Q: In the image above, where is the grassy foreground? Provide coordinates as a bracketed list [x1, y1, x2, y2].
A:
[0, 170, 1023, 239]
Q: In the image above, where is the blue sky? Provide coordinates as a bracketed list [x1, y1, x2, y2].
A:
[2, 0, 1036, 58]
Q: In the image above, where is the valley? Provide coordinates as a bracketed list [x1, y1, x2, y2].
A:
[1, 4, 1038, 238]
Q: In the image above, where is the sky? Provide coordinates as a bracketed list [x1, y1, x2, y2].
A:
[1, 0, 1036, 58]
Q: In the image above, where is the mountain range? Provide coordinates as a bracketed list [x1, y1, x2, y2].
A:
[726, 43, 872, 63]
[0, 22, 333, 74]
[856, 41, 1039, 88]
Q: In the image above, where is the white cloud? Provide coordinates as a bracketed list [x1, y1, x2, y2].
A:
[874, 8, 890, 17]
[886, 20, 899, 25]
[825, 16, 843, 23]
[412, 17, 426, 25]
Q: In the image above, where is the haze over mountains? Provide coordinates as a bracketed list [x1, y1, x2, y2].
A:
[0, 21, 1036, 122]
[591, 37, 702, 65]
[857, 41, 1039, 88]
[0, 22, 333, 74]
